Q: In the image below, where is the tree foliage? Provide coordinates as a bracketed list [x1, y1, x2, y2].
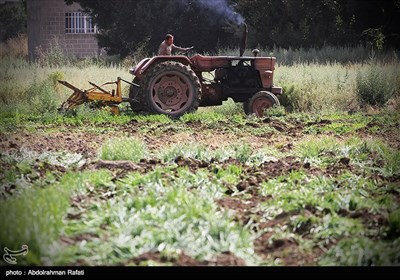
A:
[66, 0, 400, 57]
[0, 0, 27, 42]
[66, 0, 242, 57]
[234, 0, 400, 50]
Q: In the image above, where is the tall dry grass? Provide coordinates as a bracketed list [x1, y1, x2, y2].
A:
[1, 40, 399, 116]
[218, 45, 399, 65]
[275, 62, 400, 112]
[0, 34, 27, 59]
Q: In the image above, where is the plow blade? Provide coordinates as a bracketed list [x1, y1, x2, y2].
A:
[58, 80, 88, 112]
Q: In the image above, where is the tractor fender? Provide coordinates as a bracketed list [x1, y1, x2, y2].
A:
[130, 58, 150, 76]
[133, 56, 191, 79]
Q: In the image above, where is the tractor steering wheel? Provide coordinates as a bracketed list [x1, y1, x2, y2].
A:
[184, 46, 195, 57]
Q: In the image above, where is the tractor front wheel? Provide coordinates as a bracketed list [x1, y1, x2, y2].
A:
[142, 62, 201, 118]
[243, 91, 280, 117]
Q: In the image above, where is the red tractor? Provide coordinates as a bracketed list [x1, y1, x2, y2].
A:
[59, 25, 282, 117]
[128, 24, 282, 117]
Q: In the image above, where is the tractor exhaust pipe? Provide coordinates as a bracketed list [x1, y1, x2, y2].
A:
[240, 23, 248, 57]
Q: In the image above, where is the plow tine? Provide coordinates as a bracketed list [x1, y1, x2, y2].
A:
[58, 80, 88, 112]
[58, 80, 82, 92]
[58, 90, 88, 112]
[88, 81, 112, 95]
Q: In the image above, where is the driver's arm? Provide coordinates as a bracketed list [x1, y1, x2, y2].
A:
[171, 44, 189, 53]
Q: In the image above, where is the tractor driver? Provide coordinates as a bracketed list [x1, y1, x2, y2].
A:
[158, 34, 192, 56]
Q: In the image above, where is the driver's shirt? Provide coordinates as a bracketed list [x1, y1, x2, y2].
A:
[158, 41, 186, 56]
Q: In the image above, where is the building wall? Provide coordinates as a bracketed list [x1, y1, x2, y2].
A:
[27, 0, 99, 59]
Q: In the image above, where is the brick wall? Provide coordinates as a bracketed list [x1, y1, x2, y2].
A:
[28, 0, 99, 59]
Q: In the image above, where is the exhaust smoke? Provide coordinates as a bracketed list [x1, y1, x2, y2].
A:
[240, 23, 247, 57]
[195, 0, 244, 25]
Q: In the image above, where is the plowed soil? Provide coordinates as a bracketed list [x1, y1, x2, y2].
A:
[1, 112, 399, 266]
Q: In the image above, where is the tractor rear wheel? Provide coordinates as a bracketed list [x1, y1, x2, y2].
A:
[243, 91, 280, 117]
[141, 61, 201, 118]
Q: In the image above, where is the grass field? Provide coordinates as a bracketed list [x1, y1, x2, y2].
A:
[0, 47, 399, 266]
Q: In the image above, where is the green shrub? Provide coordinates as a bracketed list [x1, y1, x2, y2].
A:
[264, 105, 286, 117]
[232, 143, 253, 163]
[320, 237, 400, 265]
[47, 71, 65, 92]
[0, 170, 112, 265]
[211, 98, 244, 116]
[388, 209, 400, 238]
[26, 78, 58, 114]
[356, 64, 394, 106]
[277, 85, 295, 111]
[159, 143, 209, 162]
[100, 137, 148, 162]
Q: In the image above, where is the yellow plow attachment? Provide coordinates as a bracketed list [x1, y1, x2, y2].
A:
[58, 77, 139, 114]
